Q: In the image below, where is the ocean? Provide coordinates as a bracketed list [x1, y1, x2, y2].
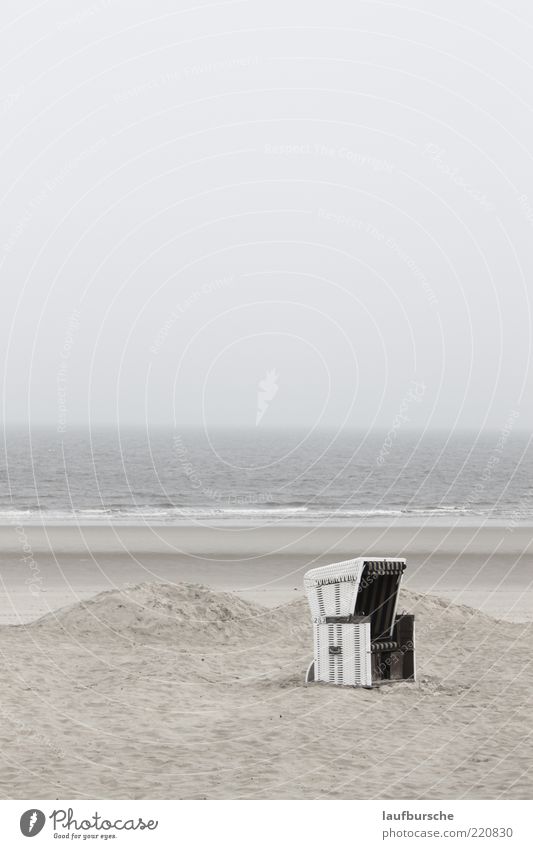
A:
[0, 427, 531, 524]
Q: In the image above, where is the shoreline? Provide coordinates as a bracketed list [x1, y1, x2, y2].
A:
[0, 521, 531, 625]
[2, 520, 533, 553]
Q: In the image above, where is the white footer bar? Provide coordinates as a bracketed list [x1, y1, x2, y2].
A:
[0, 799, 529, 847]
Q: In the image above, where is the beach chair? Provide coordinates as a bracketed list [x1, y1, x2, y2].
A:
[304, 558, 415, 688]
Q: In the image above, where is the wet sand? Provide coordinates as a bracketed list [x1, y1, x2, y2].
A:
[0, 522, 531, 623]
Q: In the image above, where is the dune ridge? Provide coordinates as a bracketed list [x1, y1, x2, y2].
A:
[1, 582, 531, 799]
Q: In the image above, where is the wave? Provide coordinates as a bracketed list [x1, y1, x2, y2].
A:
[0, 503, 527, 523]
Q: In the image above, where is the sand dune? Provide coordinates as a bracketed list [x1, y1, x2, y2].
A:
[0, 582, 531, 799]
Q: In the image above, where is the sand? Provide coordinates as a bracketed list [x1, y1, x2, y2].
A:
[1, 577, 532, 799]
[1, 522, 533, 624]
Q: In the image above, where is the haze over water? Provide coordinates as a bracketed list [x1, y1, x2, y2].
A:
[1, 428, 531, 524]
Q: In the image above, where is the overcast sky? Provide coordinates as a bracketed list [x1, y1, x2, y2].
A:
[1, 0, 532, 433]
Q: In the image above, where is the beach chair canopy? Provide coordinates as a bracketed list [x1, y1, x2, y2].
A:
[304, 557, 406, 638]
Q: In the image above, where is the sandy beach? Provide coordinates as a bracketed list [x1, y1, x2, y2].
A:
[0, 522, 531, 799]
[1, 522, 532, 624]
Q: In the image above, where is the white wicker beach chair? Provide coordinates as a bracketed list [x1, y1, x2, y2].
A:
[304, 558, 415, 688]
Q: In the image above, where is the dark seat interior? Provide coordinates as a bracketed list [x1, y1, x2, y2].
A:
[354, 561, 406, 640]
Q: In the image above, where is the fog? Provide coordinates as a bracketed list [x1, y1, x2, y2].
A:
[1, 0, 532, 433]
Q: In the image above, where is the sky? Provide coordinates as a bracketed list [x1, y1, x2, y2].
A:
[1, 0, 532, 434]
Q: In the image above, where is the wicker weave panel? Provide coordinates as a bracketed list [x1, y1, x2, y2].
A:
[314, 622, 372, 687]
